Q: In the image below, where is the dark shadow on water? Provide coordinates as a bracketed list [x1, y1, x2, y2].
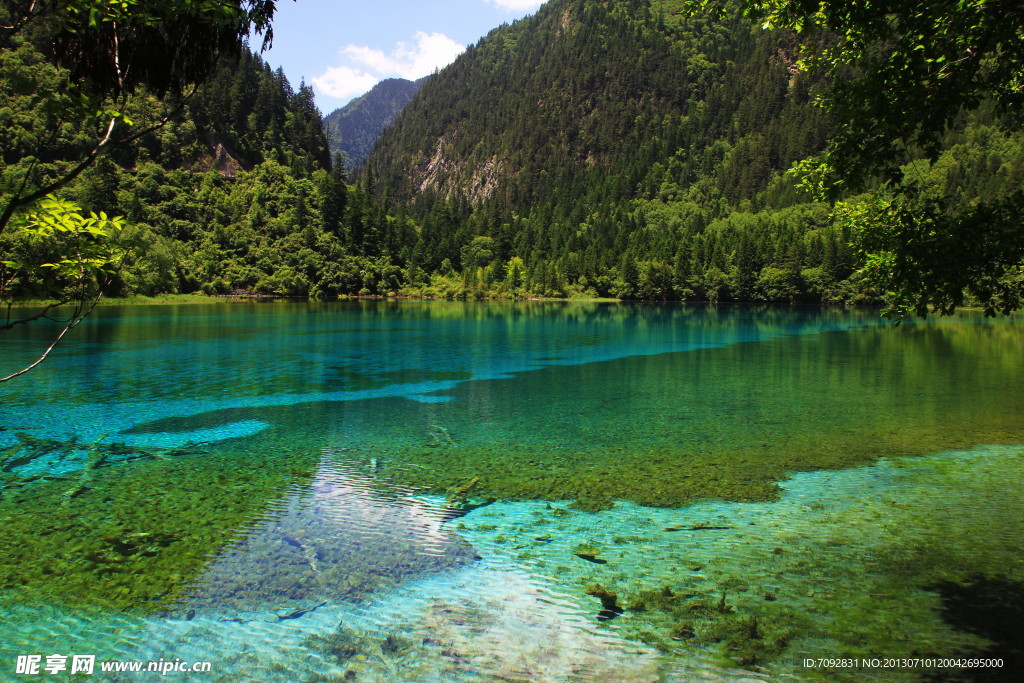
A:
[924, 575, 1024, 682]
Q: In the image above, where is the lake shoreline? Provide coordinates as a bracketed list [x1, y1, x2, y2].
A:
[10, 292, 896, 311]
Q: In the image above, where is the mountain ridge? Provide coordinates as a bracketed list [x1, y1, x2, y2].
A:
[362, 0, 843, 298]
[5, 0, 1018, 306]
[365, 0, 830, 216]
[324, 76, 426, 171]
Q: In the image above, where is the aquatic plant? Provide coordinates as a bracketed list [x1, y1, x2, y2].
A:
[305, 627, 356, 662]
[569, 496, 615, 513]
[0, 429, 317, 612]
[698, 611, 801, 667]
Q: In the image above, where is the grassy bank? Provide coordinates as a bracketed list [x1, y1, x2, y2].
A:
[8, 294, 262, 308]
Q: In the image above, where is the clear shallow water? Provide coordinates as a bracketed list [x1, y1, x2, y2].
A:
[1, 302, 1022, 681]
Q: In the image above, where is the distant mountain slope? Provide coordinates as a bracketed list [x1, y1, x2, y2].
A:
[364, 0, 829, 212]
[324, 77, 426, 170]
[357, 0, 846, 299]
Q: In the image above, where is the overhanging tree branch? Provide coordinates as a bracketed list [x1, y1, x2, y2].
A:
[0, 295, 98, 382]
[0, 84, 197, 238]
[0, 115, 119, 236]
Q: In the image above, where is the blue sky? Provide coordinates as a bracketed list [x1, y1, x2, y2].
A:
[263, 0, 548, 114]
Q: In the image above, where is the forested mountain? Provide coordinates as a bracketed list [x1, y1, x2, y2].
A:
[364, 0, 844, 299]
[2, 30, 407, 300]
[93, 50, 409, 298]
[185, 51, 333, 175]
[324, 77, 426, 171]
[364, 0, 1022, 303]
[369, 0, 827, 207]
[4, 0, 1021, 305]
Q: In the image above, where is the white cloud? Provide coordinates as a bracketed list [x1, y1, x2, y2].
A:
[343, 31, 465, 81]
[486, 0, 546, 11]
[313, 31, 466, 104]
[312, 65, 381, 101]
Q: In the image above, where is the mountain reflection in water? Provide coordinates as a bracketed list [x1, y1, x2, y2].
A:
[169, 452, 477, 620]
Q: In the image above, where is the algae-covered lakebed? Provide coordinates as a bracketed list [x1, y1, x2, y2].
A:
[1, 302, 1021, 681]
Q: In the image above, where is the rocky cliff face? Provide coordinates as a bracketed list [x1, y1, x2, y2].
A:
[363, 0, 832, 220]
[186, 132, 250, 177]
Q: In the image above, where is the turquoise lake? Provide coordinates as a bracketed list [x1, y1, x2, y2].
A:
[1, 302, 1021, 681]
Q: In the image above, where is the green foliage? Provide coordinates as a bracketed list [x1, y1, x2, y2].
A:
[722, 0, 1024, 188]
[716, 0, 1024, 315]
[1, 194, 125, 303]
[839, 189, 1024, 318]
[461, 236, 495, 270]
[34, 0, 279, 100]
[4, 0, 1021, 315]
[1, 17, 344, 304]
[361, 0, 841, 303]
[350, 0, 1022, 311]
[186, 53, 332, 173]
[0, 0, 285, 264]
[0, 1, 286, 233]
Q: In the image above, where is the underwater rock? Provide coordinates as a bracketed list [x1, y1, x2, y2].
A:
[585, 583, 624, 621]
[572, 543, 607, 564]
[445, 477, 479, 508]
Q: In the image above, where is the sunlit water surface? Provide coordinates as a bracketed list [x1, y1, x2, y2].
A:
[1, 302, 1021, 682]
